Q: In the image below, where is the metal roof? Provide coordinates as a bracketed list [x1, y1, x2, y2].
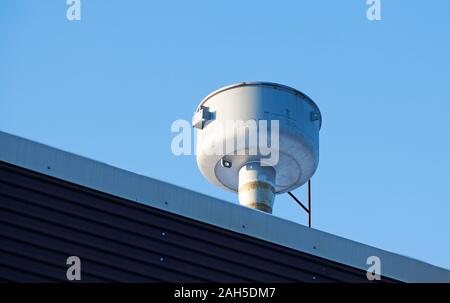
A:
[0, 130, 448, 282]
[0, 160, 383, 282]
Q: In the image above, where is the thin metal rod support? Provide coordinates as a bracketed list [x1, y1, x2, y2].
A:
[308, 179, 311, 228]
[288, 179, 312, 228]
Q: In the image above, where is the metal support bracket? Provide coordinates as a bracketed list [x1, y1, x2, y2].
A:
[288, 179, 312, 228]
[192, 107, 211, 129]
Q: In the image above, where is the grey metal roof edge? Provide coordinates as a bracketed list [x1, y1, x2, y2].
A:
[0, 130, 448, 282]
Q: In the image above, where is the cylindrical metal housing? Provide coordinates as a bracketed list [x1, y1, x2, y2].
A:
[238, 163, 276, 213]
[193, 82, 321, 212]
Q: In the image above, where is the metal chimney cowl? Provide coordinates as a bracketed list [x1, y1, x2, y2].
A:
[193, 82, 321, 213]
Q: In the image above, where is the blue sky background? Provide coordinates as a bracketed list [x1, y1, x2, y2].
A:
[1, 1, 449, 269]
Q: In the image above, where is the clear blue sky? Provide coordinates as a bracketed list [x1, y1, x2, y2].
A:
[1, 1, 449, 269]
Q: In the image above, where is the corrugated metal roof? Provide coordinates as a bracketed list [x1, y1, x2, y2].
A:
[0, 131, 449, 282]
[0, 161, 380, 282]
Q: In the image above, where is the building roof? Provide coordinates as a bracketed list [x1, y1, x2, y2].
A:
[0, 130, 448, 282]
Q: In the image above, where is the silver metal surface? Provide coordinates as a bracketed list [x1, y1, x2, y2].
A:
[194, 82, 321, 199]
[196, 82, 322, 129]
[0, 130, 449, 282]
[238, 163, 275, 213]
